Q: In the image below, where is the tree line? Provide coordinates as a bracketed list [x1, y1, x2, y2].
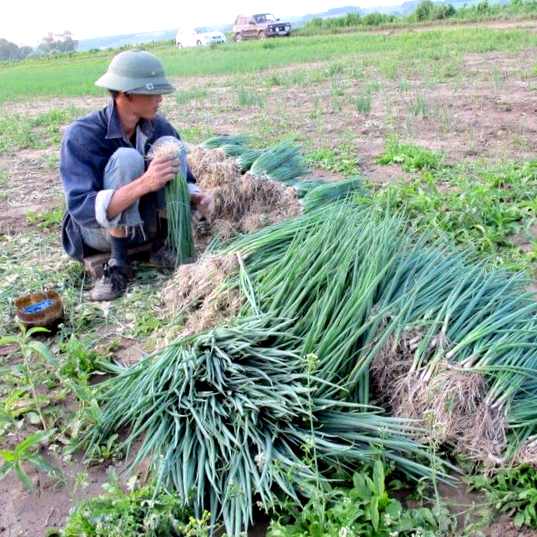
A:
[0, 33, 78, 62]
[299, 0, 537, 33]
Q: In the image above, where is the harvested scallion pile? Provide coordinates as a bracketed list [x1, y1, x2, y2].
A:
[222, 200, 537, 461]
[82, 315, 441, 536]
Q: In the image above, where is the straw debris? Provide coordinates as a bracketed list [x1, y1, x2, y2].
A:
[207, 172, 301, 233]
[187, 146, 238, 189]
[161, 253, 242, 334]
[373, 330, 506, 462]
[515, 437, 537, 467]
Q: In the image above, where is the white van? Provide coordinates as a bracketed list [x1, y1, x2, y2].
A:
[176, 27, 227, 48]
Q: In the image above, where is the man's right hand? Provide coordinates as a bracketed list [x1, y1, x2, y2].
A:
[142, 155, 180, 193]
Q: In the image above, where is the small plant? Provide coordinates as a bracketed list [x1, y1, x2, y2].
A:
[83, 433, 123, 465]
[133, 310, 162, 336]
[0, 430, 62, 491]
[59, 335, 107, 380]
[1, 326, 59, 430]
[468, 464, 537, 529]
[331, 78, 345, 97]
[377, 138, 442, 172]
[237, 88, 265, 108]
[326, 62, 345, 77]
[56, 478, 211, 537]
[268, 461, 454, 537]
[356, 92, 372, 114]
[26, 207, 64, 230]
[410, 94, 429, 117]
[266, 73, 283, 86]
[369, 157, 537, 272]
[306, 145, 359, 175]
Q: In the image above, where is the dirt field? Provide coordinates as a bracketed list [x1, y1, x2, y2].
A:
[2, 20, 537, 537]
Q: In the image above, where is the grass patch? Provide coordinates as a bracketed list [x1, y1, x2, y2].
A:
[175, 88, 208, 105]
[0, 107, 82, 154]
[2, 27, 537, 102]
[370, 157, 537, 273]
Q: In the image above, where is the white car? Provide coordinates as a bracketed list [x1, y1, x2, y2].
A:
[176, 27, 227, 48]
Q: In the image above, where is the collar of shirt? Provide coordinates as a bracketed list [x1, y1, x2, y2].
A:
[103, 99, 155, 143]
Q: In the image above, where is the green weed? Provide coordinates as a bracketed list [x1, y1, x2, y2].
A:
[306, 146, 360, 175]
[42, 153, 59, 170]
[177, 125, 213, 144]
[330, 78, 345, 97]
[410, 94, 429, 117]
[237, 88, 265, 108]
[1, 325, 59, 430]
[57, 478, 210, 537]
[377, 138, 442, 171]
[268, 460, 455, 537]
[370, 157, 537, 272]
[0, 107, 81, 154]
[468, 465, 537, 529]
[0, 169, 7, 194]
[0, 430, 63, 491]
[399, 78, 411, 92]
[58, 335, 108, 380]
[356, 92, 372, 115]
[0, 115, 39, 153]
[265, 73, 284, 86]
[325, 62, 345, 77]
[26, 206, 64, 230]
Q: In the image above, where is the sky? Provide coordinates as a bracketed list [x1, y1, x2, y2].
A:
[2, 0, 403, 46]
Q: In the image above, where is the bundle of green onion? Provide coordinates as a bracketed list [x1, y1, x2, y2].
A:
[250, 142, 308, 184]
[202, 135, 249, 150]
[220, 143, 249, 158]
[149, 137, 194, 265]
[302, 176, 365, 211]
[236, 149, 263, 172]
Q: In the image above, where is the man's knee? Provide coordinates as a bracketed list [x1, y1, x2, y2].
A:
[104, 148, 144, 189]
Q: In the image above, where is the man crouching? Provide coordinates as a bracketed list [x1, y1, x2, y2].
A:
[60, 50, 207, 301]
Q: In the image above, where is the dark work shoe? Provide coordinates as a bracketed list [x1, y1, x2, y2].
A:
[149, 245, 177, 270]
[90, 259, 130, 301]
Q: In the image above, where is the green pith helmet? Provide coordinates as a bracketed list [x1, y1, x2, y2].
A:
[95, 50, 175, 95]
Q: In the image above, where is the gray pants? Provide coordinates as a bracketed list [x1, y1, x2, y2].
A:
[80, 148, 148, 253]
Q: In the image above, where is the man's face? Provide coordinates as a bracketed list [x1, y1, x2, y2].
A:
[127, 93, 163, 119]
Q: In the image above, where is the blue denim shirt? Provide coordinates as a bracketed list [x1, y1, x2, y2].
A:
[60, 100, 196, 260]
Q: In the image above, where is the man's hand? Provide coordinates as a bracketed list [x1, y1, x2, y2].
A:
[191, 191, 213, 220]
[142, 154, 180, 193]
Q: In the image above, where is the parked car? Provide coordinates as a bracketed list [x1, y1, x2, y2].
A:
[176, 27, 226, 48]
[232, 14, 291, 41]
